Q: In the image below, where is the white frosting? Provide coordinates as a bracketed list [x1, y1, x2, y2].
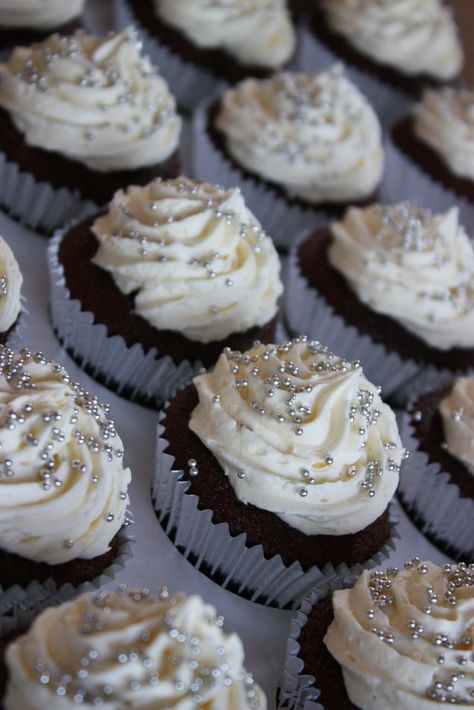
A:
[0, 235, 22, 333]
[92, 177, 282, 344]
[155, 0, 295, 69]
[190, 337, 403, 536]
[0, 28, 181, 172]
[439, 377, 474, 475]
[0, 346, 131, 565]
[0, 0, 84, 30]
[216, 67, 383, 204]
[328, 203, 474, 351]
[5, 588, 267, 710]
[414, 88, 474, 181]
[325, 560, 474, 708]
[321, 0, 463, 80]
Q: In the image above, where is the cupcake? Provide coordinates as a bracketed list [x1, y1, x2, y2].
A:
[116, 0, 296, 109]
[0, 27, 182, 232]
[0, 345, 132, 597]
[312, 0, 463, 96]
[194, 66, 383, 248]
[280, 559, 474, 709]
[398, 377, 474, 561]
[154, 336, 403, 609]
[49, 176, 282, 406]
[393, 87, 474, 203]
[0, 232, 23, 346]
[285, 202, 474, 399]
[1, 587, 267, 708]
[0, 0, 85, 53]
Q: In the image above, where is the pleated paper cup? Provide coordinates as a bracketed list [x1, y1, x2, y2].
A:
[153, 413, 399, 610]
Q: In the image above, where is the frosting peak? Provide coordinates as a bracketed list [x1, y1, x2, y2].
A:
[0, 28, 181, 172]
[190, 337, 403, 536]
[439, 377, 474, 475]
[328, 203, 474, 351]
[216, 67, 383, 204]
[92, 177, 282, 344]
[0, 235, 22, 333]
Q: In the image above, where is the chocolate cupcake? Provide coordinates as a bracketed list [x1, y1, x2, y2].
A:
[1, 587, 267, 709]
[398, 377, 474, 561]
[154, 336, 403, 609]
[311, 0, 463, 97]
[280, 559, 474, 709]
[0, 232, 24, 348]
[0, 345, 133, 600]
[0, 27, 182, 232]
[393, 87, 474, 204]
[116, 0, 296, 110]
[193, 66, 383, 249]
[0, 0, 85, 53]
[285, 202, 474, 400]
[49, 176, 282, 406]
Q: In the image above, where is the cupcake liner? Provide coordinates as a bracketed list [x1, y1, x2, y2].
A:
[48, 230, 203, 408]
[298, 21, 412, 129]
[192, 95, 332, 251]
[397, 412, 474, 561]
[0, 523, 135, 619]
[114, 0, 225, 112]
[4, 301, 28, 352]
[153, 414, 399, 610]
[0, 150, 98, 234]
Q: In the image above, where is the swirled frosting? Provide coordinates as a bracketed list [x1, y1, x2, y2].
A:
[5, 587, 267, 710]
[190, 337, 403, 536]
[321, 0, 463, 80]
[155, 0, 295, 70]
[439, 377, 474, 475]
[0, 0, 84, 30]
[325, 559, 474, 708]
[328, 203, 474, 351]
[92, 177, 282, 344]
[414, 88, 474, 181]
[0, 235, 22, 333]
[0, 346, 131, 565]
[0, 28, 181, 172]
[216, 67, 383, 204]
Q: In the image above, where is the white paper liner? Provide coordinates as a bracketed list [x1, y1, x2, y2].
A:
[0, 150, 98, 234]
[114, 0, 225, 112]
[48, 229, 203, 407]
[397, 411, 474, 561]
[192, 95, 334, 251]
[0, 524, 134, 622]
[153, 414, 399, 610]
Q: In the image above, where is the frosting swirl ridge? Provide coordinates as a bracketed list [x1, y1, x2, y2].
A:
[0, 235, 22, 333]
[439, 377, 474, 475]
[0, 0, 85, 30]
[190, 337, 403, 536]
[325, 560, 474, 708]
[0, 346, 131, 565]
[5, 588, 267, 709]
[328, 203, 474, 351]
[216, 67, 383, 204]
[321, 0, 463, 80]
[155, 0, 295, 69]
[0, 28, 181, 172]
[92, 177, 282, 344]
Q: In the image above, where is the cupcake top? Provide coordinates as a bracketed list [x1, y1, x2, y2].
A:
[0, 346, 131, 565]
[324, 559, 474, 708]
[0, 234, 22, 333]
[92, 177, 282, 344]
[413, 87, 474, 181]
[439, 377, 474, 475]
[0, 0, 84, 30]
[155, 0, 295, 70]
[215, 66, 383, 204]
[0, 28, 181, 172]
[5, 587, 267, 709]
[328, 203, 474, 351]
[190, 336, 403, 536]
[320, 0, 463, 80]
